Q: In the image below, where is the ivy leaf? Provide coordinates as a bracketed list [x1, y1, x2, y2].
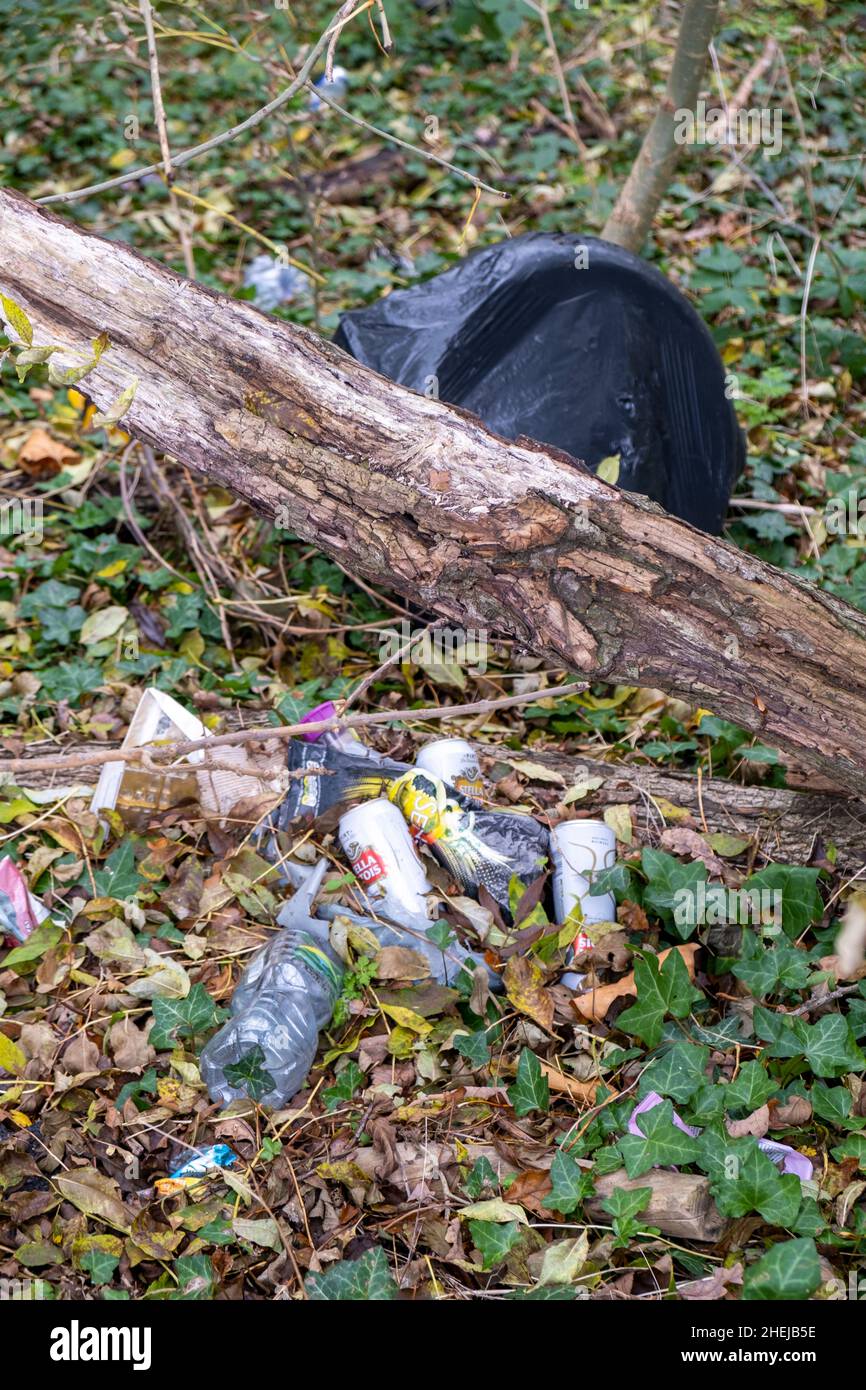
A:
[468, 1219, 522, 1270]
[685, 1083, 727, 1125]
[743, 1238, 821, 1301]
[752, 1006, 808, 1059]
[150, 983, 223, 1050]
[639, 1041, 709, 1103]
[723, 1061, 777, 1114]
[38, 660, 103, 706]
[641, 849, 707, 938]
[696, 1130, 801, 1224]
[619, 1099, 700, 1177]
[306, 1247, 397, 1300]
[618, 950, 701, 1048]
[79, 1245, 121, 1286]
[425, 919, 456, 951]
[743, 866, 823, 939]
[223, 1044, 275, 1102]
[600, 1185, 653, 1222]
[171, 1254, 215, 1300]
[507, 1048, 549, 1117]
[810, 1082, 852, 1125]
[755, 1007, 865, 1077]
[463, 1156, 498, 1199]
[323, 1059, 364, 1112]
[546, 1148, 593, 1214]
[92, 840, 143, 901]
[803, 1015, 865, 1077]
[593, 863, 634, 899]
[831, 1134, 866, 1169]
[732, 943, 812, 997]
[454, 1029, 491, 1068]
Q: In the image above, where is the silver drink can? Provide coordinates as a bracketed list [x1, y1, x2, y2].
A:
[338, 797, 433, 926]
[551, 820, 617, 951]
[415, 737, 483, 798]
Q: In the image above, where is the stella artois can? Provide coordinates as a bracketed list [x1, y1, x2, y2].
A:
[551, 820, 617, 951]
[415, 738, 483, 798]
[338, 798, 433, 925]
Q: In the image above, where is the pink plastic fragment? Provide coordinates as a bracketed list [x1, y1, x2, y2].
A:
[628, 1089, 813, 1180]
[0, 856, 39, 943]
[629, 1090, 700, 1138]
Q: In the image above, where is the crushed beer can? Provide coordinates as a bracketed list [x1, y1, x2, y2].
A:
[415, 737, 483, 798]
[386, 768, 549, 918]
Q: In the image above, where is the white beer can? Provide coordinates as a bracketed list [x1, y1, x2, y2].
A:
[415, 738, 483, 797]
[551, 820, 617, 950]
[338, 798, 433, 926]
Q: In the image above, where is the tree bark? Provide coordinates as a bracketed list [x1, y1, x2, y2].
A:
[603, 0, 721, 253]
[2, 186, 866, 796]
[479, 746, 866, 872]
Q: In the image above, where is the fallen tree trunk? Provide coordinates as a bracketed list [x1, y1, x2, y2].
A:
[479, 746, 866, 871]
[3, 186, 866, 795]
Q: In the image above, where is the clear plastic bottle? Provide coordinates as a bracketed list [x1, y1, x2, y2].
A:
[200, 864, 343, 1108]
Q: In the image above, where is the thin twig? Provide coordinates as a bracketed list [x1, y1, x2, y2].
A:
[800, 235, 821, 416]
[139, 0, 196, 278]
[788, 983, 861, 1017]
[0, 681, 588, 776]
[298, 81, 508, 199]
[38, 3, 506, 209]
[35, 6, 362, 207]
[522, 0, 581, 146]
[341, 617, 448, 712]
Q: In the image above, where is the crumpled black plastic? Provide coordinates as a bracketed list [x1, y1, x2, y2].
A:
[334, 231, 745, 533]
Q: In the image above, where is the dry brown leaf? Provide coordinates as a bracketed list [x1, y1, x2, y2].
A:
[617, 899, 650, 934]
[374, 946, 432, 981]
[768, 1095, 812, 1129]
[539, 1058, 614, 1104]
[56, 1165, 131, 1231]
[726, 1103, 770, 1139]
[61, 1034, 100, 1075]
[572, 943, 699, 1022]
[17, 427, 79, 479]
[503, 952, 555, 1033]
[659, 827, 725, 876]
[579, 929, 631, 973]
[108, 1017, 155, 1072]
[680, 1262, 743, 1300]
[507, 1167, 553, 1216]
[469, 962, 490, 1018]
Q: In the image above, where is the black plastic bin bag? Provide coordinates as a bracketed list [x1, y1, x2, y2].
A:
[334, 232, 744, 534]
